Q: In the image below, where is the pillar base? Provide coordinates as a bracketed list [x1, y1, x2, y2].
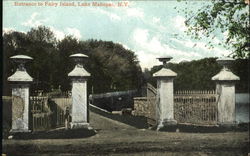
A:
[70, 122, 92, 130]
[10, 129, 31, 133]
[157, 119, 177, 131]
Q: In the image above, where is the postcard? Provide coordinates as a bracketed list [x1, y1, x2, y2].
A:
[2, 0, 249, 155]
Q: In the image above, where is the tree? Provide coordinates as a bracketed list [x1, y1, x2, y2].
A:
[83, 40, 142, 93]
[182, 0, 250, 58]
[3, 27, 143, 95]
[3, 26, 60, 93]
[57, 36, 82, 91]
[2, 31, 28, 95]
[146, 57, 249, 92]
[27, 26, 59, 92]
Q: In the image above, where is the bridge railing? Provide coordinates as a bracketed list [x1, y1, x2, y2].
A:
[174, 90, 218, 125]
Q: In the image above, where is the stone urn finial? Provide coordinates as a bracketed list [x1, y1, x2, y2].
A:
[68, 53, 90, 77]
[212, 57, 239, 81]
[153, 55, 177, 78]
[216, 57, 234, 71]
[70, 53, 88, 66]
[157, 56, 173, 68]
[8, 55, 33, 82]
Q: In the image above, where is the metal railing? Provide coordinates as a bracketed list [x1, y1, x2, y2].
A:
[174, 90, 218, 125]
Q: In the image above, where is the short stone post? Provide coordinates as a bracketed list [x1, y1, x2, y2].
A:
[212, 57, 240, 126]
[153, 56, 177, 130]
[7, 55, 33, 133]
[68, 53, 90, 129]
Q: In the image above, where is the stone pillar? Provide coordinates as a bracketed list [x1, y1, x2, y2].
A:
[7, 55, 33, 133]
[68, 53, 90, 129]
[212, 57, 240, 126]
[153, 56, 177, 130]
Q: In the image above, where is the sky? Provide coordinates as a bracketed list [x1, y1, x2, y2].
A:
[3, 0, 231, 70]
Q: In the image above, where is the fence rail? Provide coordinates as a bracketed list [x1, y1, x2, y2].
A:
[30, 96, 52, 131]
[30, 95, 72, 131]
[133, 86, 219, 126]
[30, 96, 49, 113]
[175, 90, 216, 95]
[174, 90, 218, 125]
[32, 112, 53, 131]
[147, 83, 157, 97]
[32, 90, 72, 98]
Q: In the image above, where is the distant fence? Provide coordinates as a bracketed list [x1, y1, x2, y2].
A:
[174, 90, 218, 125]
[31, 90, 71, 98]
[89, 90, 138, 112]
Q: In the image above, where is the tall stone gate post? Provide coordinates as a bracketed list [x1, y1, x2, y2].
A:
[212, 57, 240, 126]
[68, 53, 90, 129]
[153, 56, 177, 130]
[8, 55, 33, 133]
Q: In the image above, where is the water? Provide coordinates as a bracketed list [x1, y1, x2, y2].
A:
[236, 103, 249, 123]
[236, 93, 249, 123]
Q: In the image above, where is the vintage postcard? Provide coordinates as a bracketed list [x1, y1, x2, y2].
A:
[2, 0, 249, 155]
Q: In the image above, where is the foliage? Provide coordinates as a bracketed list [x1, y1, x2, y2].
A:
[2, 26, 142, 95]
[181, 0, 250, 58]
[145, 58, 249, 92]
[3, 26, 248, 95]
[3, 27, 60, 92]
[231, 58, 250, 92]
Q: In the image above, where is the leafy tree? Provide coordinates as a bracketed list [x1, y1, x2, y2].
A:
[2, 31, 29, 95]
[3, 26, 143, 95]
[57, 36, 82, 91]
[83, 40, 142, 93]
[26, 26, 59, 92]
[231, 58, 250, 92]
[181, 0, 250, 58]
[27, 26, 56, 44]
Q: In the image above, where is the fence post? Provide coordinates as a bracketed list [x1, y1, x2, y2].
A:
[212, 57, 239, 126]
[68, 53, 91, 129]
[153, 56, 177, 130]
[7, 55, 33, 133]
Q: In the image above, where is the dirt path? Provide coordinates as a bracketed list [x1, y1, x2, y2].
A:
[2, 112, 249, 155]
[89, 111, 136, 130]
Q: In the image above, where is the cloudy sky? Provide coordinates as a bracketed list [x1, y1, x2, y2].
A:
[3, 0, 230, 70]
